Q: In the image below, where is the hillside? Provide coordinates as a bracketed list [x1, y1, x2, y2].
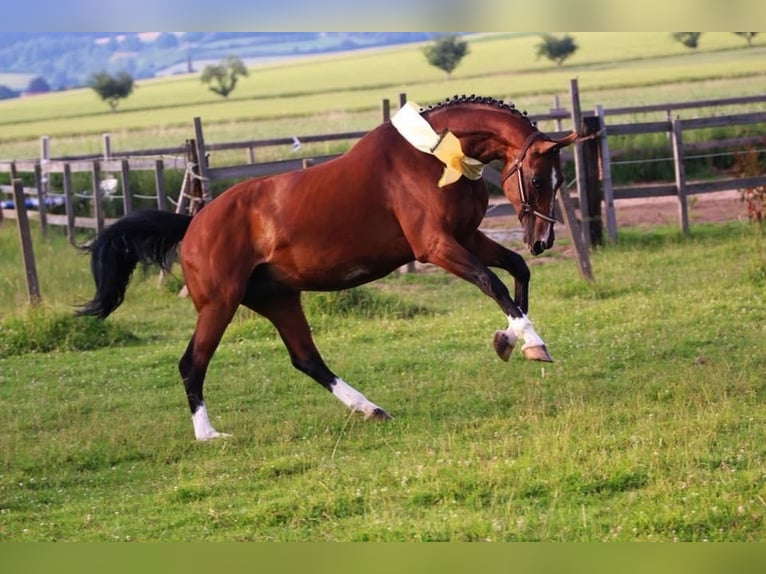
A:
[0, 32, 439, 94]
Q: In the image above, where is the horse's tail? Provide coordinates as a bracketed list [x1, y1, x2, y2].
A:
[77, 210, 193, 319]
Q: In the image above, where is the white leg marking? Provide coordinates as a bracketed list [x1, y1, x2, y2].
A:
[330, 378, 385, 418]
[191, 403, 230, 441]
[507, 315, 545, 350]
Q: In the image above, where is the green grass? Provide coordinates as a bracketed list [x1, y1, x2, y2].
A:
[0, 220, 764, 541]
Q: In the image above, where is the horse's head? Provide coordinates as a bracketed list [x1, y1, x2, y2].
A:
[416, 97, 578, 255]
[501, 130, 578, 255]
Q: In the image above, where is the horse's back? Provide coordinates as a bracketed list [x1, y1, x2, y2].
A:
[181, 127, 417, 292]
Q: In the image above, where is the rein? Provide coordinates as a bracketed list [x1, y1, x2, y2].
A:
[501, 131, 562, 225]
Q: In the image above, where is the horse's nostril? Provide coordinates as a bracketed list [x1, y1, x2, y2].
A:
[530, 241, 546, 255]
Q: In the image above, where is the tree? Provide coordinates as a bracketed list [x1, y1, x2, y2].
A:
[733, 32, 758, 47]
[672, 32, 702, 49]
[200, 56, 249, 98]
[422, 35, 469, 77]
[154, 32, 179, 50]
[0, 85, 18, 100]
[88, 71, 135, 111]
[26, 76, 50, 94]
[536, 34, 578, 66]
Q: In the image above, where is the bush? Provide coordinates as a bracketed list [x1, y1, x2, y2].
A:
[734, 145, 766, 223]
[303, 286, 430, 320]
[0, 308, 137, 357]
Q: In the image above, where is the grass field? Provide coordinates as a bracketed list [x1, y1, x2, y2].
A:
[1, 220, 764, 541]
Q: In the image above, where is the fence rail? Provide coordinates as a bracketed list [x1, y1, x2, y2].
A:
[2, 89, 765, 242]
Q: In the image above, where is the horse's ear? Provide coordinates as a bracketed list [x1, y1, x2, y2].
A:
[540, 131, 578, 153]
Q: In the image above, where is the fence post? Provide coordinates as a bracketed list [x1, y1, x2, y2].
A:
[62, 162, 76, 245]
[670, 116, 689, 234]
[186, 139, 205, 215]
[120, 159, 132, 215]
[553, 95, 563, 132]
[595, 106, 617, 243]
[569, 78, 592, 247]
[102, 133, 111, 160]
[192, 117, 212, 203]
[381, 98, 391, 122]
[175, 142, 191, 215]
[154, 159, 166, 210]
[32, 162, 48, 238]
[7, 161, 18, 226]
[39, 135, 50, 231]
[581, 115, 604, 246]
[91, 160, 104, 233]
[12, 178, 41, 305]
[557, 182, 595, 283]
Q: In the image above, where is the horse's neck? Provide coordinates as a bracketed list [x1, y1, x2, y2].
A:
[424, 106, 535, 163]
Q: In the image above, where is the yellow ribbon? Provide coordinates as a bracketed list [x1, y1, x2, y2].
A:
[391, 102, 484, 188]
[431, 131, 485, 187]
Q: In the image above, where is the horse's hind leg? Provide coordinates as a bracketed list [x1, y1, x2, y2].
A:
[244, 290, 390, 420]
[179, 304, 238, 440]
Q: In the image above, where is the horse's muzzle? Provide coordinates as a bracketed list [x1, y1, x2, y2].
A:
[530, 241, 547, 256]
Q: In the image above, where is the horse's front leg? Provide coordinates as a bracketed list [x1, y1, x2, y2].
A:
[464, 230, 552, 362]
[423, 234, 552, 362]
[465, 229, 531, 313]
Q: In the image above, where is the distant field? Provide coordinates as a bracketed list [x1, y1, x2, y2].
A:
[0, 32, 764, 159]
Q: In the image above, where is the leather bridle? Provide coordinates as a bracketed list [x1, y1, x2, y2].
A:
[500, 130, 564, 226]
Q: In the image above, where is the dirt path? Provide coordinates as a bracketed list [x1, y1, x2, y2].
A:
[607, 190, 748, 228]
[482, 190, 749, 235]
[471, 189, 752, 266]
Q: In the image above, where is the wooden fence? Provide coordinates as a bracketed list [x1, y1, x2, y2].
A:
[590, 101, 766, 242]
[2, 85, 765, 246]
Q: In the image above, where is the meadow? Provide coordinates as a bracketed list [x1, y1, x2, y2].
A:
[1, 219, 765, 541]
[1, 31, 765, 542]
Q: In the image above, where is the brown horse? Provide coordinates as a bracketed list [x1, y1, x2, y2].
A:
[78, 95, 577, 440]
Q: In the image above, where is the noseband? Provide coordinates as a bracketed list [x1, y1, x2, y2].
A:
[501, 131, 563, 225]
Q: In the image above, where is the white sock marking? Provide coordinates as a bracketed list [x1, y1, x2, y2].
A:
[191, 404, 229, 441]
[330, 378, 382, 418]
[507, 315, 545, 349]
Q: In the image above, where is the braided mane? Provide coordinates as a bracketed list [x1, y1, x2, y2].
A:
[420, 94, 537, 128]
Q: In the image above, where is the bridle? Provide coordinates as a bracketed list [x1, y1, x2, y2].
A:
[500, 130, 564, 226]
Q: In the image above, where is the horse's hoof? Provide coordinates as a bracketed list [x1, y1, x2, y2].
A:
[366, 407, 392, 421]
[522, 345, 554, 362]
[196, 431, 232, 441]
[493, 330, 516, 362]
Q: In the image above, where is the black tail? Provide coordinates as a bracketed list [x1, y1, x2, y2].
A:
[77, 210, 193, 319]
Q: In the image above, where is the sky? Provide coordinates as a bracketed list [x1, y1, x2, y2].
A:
[1, 0, 764, 32]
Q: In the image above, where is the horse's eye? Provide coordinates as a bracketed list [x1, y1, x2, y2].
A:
[531, 176, 543, 189]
